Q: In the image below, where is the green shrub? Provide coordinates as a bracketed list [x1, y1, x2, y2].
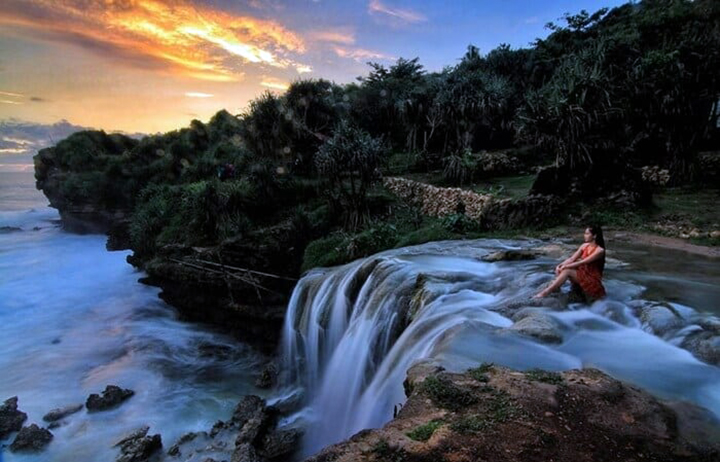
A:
[421, 375, 477, 411]
[441, 213, 480, 233]
[406, 419, 443, 442]
[302, 233, 349, 272]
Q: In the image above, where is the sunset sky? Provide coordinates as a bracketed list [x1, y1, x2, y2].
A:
[0, 0, 625, 141]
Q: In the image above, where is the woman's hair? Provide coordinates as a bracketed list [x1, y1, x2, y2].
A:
[587, 224, 606, 273]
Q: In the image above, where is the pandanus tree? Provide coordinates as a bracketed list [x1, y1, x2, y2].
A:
[351, 57, 427, 152]
[436, 46, 514, 153]
[516, 39, 620, 172]
[314, 120, 385, 230]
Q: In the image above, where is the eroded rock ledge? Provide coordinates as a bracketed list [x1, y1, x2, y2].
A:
[304, 363, 720, 462]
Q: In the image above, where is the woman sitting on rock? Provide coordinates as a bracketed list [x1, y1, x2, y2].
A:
[533, 225, 607, 300]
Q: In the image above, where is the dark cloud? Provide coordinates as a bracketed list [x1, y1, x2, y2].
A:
[29, 96, 46, 102]
[0, 118, 148, 159]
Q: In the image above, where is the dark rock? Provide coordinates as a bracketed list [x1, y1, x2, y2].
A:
[255, 363, 277, 389]
[166, 430, 206, 457]
[638, 303, 684, 337]
[232, 396, 274, 446]
[210, 419, 229, 438]
[270, 390, 305, 415]
[113, 425, 162, 462]
[47, 420, 66, 430]
[505, 310, 563, 343]
[231, 443, 263, 462]
[258, 428, 302, 460]
[43, 403, 84, 422]
[0, 226, 22, 233]
[482, 250, 537, 262]
[9, 423, 53, 452]
[86, 385, 135, 412]
[681, 330, 720, 366]
[0, 396, 27, 439]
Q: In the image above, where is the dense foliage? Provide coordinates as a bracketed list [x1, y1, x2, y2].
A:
[35, 0, 720, 270]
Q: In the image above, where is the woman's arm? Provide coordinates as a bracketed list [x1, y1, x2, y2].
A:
[556, 245, 585, 273]
[564, 247, 605, 269]
[562, 245, 584, 265]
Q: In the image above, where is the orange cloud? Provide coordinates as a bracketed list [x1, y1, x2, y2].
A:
[332, 46, 395, 62]
[368, 0, 426, 24]
[260, 78, 289, 91]
[308, 29, 356, 45]
[0, 0, 311, 81]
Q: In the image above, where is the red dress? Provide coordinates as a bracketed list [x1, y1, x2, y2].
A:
[575, 245, 606, 299]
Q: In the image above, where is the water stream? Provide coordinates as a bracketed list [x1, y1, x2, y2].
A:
[0, 170, 269, 461]
[2, 167, 719, 461]
[281, 236, 720, 457]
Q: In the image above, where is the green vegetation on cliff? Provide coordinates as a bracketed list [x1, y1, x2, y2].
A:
[34, 0, 720, 284]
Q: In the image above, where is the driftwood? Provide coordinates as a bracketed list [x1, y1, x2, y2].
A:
[167, 258, 294, 298]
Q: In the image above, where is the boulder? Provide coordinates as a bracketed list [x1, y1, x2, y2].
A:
[232, 396, 274, 446]
[43, 403, 84, 422]
[255, 363, 278, 389]
[681, 330, 720, 366]
[0, 396, 27, 439]
[504, 310, 563, 343]
[86, 385, 135, 412]
[637, 304, 684, 337]
[113, 425, 162, 462]
[258, 428, 303, 460]
[231, 443, 263, 462]
[9, 423, 53, 452]
[482, 250, 537, 262]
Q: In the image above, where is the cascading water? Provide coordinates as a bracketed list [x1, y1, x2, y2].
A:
[280, 240, 720, 457]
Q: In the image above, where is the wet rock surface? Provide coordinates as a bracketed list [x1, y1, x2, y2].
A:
[0, 396, 27, 440]
[113, 425, 162, 462]
[86, 385, 135, 411]
[9, 423, 53, 452]
[167, 395, 303, 462]
[42, 403, 84, 422]
[304, 364, 720, 462]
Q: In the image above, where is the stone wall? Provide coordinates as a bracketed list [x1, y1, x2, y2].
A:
[383, 176, 563, 230]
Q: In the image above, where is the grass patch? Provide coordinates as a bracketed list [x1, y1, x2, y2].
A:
[472, 174, 535, 199]
[468, 362, 495, 382]
[525, 369, 564, 385]
[371, 438, 410, 462]
[449, 389, 520, 434]
[421, 375, 477, 411]
[406, 419, 444, 442]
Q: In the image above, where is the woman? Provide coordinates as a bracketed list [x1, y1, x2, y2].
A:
[533, 225, 607, 300]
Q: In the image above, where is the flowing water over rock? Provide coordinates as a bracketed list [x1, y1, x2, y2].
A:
[0, 170, 269, 461]
[281, 237, 720, 457]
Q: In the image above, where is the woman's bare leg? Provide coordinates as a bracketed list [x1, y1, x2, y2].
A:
[534, 269, 578, 298]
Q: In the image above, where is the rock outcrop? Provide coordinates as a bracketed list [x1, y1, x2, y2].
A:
[0, 396, 27, 440]
[113, 425, 162, 462]
[167, 395, 302, 462]
[9, 423, 53, 452]
[86, 385, 135, 412]
[304, 363, 720, 462]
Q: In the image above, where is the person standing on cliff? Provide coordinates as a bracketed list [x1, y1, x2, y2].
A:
[533, 225, 607, 300]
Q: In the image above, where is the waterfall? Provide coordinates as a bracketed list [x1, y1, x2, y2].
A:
[280, 243, 520, 456]
[279, 239, 720, 458]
